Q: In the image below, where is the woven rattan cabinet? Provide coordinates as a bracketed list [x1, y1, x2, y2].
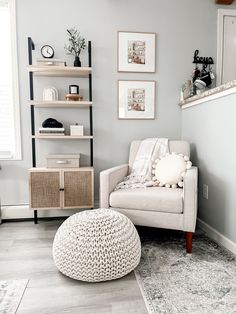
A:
[29, 168, 94, 210]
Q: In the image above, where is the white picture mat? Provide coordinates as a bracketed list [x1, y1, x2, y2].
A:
[118, 80, 155, 119]
[118, 32, 156, 72]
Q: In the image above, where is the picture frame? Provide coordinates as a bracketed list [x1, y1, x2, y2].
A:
[118, 80, 156, 120]
[117, 31, 156, 73]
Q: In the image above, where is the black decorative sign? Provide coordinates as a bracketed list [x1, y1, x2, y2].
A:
[193, 50, 214, 65]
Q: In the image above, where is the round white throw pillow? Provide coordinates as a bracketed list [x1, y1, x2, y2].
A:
[152, 153, 192, 188]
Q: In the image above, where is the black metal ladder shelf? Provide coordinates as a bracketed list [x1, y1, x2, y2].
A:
[27, 37, 93, 224]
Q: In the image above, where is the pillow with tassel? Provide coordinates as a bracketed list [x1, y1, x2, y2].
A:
[151, 152, 192, 188]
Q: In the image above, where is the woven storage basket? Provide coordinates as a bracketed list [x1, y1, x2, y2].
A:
[53, 208, 141, 282]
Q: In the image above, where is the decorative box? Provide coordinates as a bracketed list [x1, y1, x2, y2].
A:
[47, 154, 80, 168]
[70, 124, 84, 136]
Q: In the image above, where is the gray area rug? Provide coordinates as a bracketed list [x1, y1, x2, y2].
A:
[0, 280, 28, 314]
[135, 229, 236, 314]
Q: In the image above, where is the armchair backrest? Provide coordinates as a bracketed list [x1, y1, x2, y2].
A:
[128, 140, 190, 170]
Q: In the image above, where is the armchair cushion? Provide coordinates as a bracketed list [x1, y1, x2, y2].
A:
[109, 187, 183, 214]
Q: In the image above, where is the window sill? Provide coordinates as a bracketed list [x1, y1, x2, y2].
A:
[0, 154, 22, 161]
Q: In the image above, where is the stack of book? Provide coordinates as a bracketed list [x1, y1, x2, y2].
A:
[38, 128, 65, 136]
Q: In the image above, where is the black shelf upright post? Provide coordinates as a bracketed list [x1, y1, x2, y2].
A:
[88, 41, 93, 167]
[28, 37, 38, 224]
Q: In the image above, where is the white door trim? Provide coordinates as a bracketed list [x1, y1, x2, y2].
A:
[217, 9, 236, 86]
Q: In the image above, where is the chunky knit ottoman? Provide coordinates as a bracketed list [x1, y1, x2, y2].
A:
[53, 208, 141, 282]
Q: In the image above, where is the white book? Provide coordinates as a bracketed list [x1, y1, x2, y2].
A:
[36, 59, 66, 66]
[39, 127, 65, 131]
[38, 133, 65, 136]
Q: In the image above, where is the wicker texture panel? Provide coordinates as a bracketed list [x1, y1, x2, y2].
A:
[30, 172, 60, 208]
[64, 171, 92, 207]
[53, 208, 141, 282]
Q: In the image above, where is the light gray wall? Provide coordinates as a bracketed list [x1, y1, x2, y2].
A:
[182, 93, 236, 243]
[0, 0, 221, 212]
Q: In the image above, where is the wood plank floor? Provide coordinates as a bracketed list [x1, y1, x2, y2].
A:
[0, 220, 148, 314]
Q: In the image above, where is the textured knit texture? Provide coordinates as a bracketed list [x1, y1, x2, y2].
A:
[53, 208, 141, 282]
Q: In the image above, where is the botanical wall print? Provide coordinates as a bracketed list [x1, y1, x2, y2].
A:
[118, 31, 156, 72]
[118, 80, 156, 119]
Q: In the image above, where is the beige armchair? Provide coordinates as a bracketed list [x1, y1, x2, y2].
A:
[100, 140, 198, 253]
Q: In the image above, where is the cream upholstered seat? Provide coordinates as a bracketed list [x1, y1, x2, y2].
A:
[110, 187, 183, 214]
[100, 140, 198, 253]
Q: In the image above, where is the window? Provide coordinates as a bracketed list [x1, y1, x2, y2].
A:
[0, 0, 21, 160]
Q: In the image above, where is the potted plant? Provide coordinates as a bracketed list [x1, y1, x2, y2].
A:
[64, 28, 86, 67]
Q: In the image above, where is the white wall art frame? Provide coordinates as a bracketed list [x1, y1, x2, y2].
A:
[118, 80, 156, 120]
[118, 31, 156, 73]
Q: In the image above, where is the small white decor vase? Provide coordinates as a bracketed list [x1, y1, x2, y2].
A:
[43, 87, 58, 101]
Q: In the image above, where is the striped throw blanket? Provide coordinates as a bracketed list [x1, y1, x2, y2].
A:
[115, 138, 169, 190]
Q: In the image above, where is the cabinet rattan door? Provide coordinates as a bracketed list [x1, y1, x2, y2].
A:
[29, 171, 61, 209]
[63, 170, 93, 208]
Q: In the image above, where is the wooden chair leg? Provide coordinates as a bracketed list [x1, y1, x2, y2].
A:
[185, 232, 193, 253]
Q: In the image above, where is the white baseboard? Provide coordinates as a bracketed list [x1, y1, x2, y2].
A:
[198, 218, 236, 255]
[1, 200, 100, 220]
[4, 206, 235, 256]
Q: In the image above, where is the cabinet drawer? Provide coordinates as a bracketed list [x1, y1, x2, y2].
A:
[47, 154, 80, 168]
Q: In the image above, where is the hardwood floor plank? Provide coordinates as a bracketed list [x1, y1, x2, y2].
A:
[0, 221, 148, 314]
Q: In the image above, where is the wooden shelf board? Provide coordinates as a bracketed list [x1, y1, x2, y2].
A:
[29, 166, 94, 171]
[29, 100, 92, 108]
[27, 65, 92, 77]
[33, 135, 93, 139]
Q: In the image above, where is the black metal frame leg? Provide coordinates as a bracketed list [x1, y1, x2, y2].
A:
[34, 210, 38, 224]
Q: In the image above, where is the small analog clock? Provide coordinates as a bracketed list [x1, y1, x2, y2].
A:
[41, 45, 54, 58]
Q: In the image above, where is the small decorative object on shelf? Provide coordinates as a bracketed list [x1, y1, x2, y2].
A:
[70, 123, 84, 136]
[37, 59, 66, 67]
[180, 50, 216, 101]
[41, 45, 54, 58]
[64, 28, 86, 67]
[43, 87, 58, 101]
[192, 50, 215, 91]
[66, 84, 82, 101]
[69, 84, 79, 94]
[40, 118, 65, 136]
[42, 118, 63, 128]
[65, 94, 83, 101]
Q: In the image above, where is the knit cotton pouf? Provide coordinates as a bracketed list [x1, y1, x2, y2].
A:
[53, 208, 141, 282]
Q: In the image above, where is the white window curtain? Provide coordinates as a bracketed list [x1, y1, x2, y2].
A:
[0, 0, 21, 160]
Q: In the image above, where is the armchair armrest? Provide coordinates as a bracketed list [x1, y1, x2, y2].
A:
[100, 164, 129, 208]
[183, 166, 198, 232]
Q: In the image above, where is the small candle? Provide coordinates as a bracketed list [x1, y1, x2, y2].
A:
[69, 85, 79, 94]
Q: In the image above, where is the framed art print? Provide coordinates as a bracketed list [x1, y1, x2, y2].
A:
[118, 31, 156, 72]
[118, 80, 156, 120]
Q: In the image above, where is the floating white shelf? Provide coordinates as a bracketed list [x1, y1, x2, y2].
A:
[32, 135, 93, 139]
[29, 100, 92, 108]
[27, 65, 92, 77]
